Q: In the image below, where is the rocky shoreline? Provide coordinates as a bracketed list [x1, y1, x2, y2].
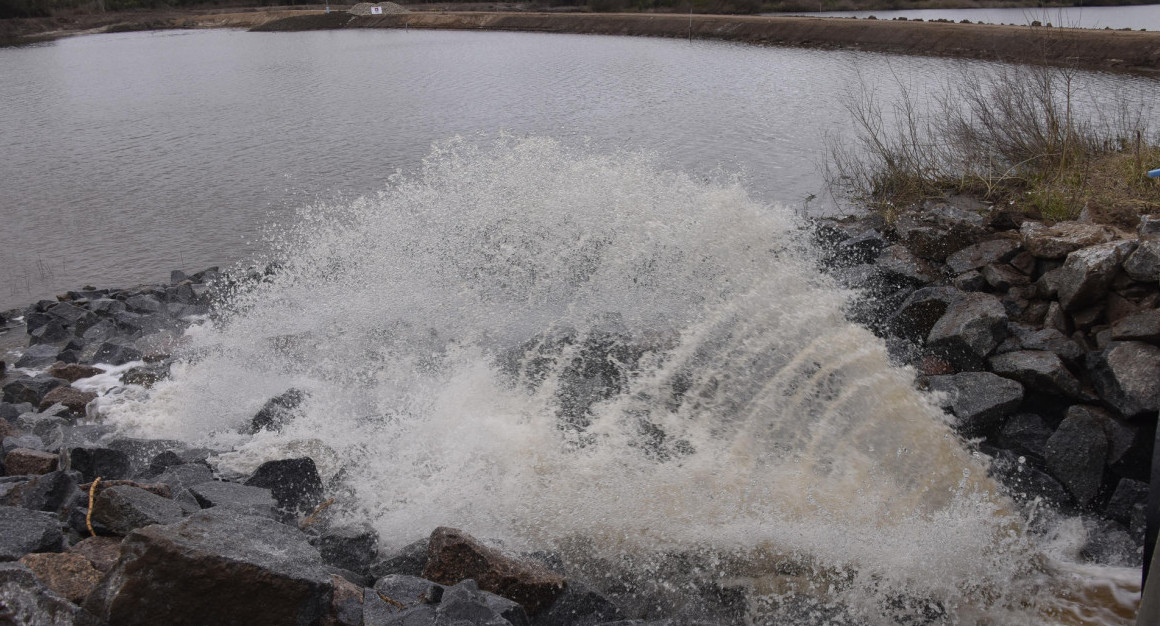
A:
[0, 201, 1158, 623]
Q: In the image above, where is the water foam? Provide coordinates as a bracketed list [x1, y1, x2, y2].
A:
[98, 136, 1135, 624]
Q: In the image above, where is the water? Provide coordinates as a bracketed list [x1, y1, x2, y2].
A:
[3, 28, 1156, 311]
[771, 4, 1160, 30]
[95, 136, 1140, 625]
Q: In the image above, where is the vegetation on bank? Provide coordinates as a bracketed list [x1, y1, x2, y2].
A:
[826, 63, 1160, 225]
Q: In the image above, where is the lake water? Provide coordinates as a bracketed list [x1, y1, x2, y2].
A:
[772, 3, 1160, 30]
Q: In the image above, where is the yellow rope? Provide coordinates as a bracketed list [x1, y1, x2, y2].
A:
[86, 477, 101, 537]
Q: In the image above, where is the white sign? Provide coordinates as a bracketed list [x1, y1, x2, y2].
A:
[370, 6, 383, 14]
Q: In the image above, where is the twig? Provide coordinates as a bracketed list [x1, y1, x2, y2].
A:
[298, 497, 336, 528]
[377, 592, 406, 609]
[86, 477, 101, 537]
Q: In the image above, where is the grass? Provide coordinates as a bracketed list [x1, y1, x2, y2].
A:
[825, 62, 1160, 225]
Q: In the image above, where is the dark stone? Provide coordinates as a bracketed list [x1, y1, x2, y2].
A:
[88, 299, 126, 317]
[39, 387, 98, 415]
[15, 344, 62, 369]
[1123, 240, 1160, 282]
[1008, 326, 1084, 365]
[106, 438, 183, 477]
[926, 292, 1008, 370]
[3, 374, 67, 406]
[370, 539, 430, 579]
[987, 350, 1090, 401]
[439, 579, 530, 626]
[92, 485, 189, 535]
[29, 320, 70, 345]
[996, 413, 1053, 461]
[875, 245, 940, 286]
[884, 286, 957, 343]
[91, 341, 143, 366]
[244, 457, 324, 516]
[1045, 411, 1109, 508]
[0, 562, 104, 626]
[46, 303, 89, 326]
[188, 481, 278, 519]
[70, 447, 132, 482]
[1055, 241, 1137, 311]
[123, 295, 163, 315]
[316, 523, 379, 575]
[534, 581, 623, 626]
[831, 229, 888, 267]
[1111, 309, 1160, 343]
[945, 238, 1020, 274]
[154, 464, 214, 491]
[0, 506, 64, 560]
[250, 388, 308, 434]
[952, 270, 987, 292]
[1020, 221, 1115, 260]
[3, 470, 79, 514]
[988, 449, 1071, 507]
[83, 509, 333, 626]
[423, 527, 566, 616]
[121, 362, 171, 388]
[893, 202, 989, 261]
[4, 448, 59, 475]
[1106, 478, 1149, 525]
[372, 574, 444, 613]
[145, 450, 183, 476]
[68, 536, 123, 573]
[1089, 341, 1160, 418]
[18, 552, 103, 604]
[925, 371, 1023, 436]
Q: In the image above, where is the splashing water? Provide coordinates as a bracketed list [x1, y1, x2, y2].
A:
[99, 136, 1138, 624]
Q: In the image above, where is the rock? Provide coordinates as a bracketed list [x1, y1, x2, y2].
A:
[1055, 241, 1137, 311]
[924, 372, 1023, 435]
[121, 362, 170, 388]
[875, 245, 940, 286]
[29, 320, 71, 345]
[983, 263, 1030, 290]
[439, 579, 529, 626]
[4, 448, 59, 475]
[926, 292, 1008, 370]
[1045, 411, 1109, 508]
[996, 413, 1053, 460]
[244, 457, 324, 516]
[1123, 240, 1160, 282]
[829, 228, 889, 268]
[250, 388, 308, 434]
[70, 447, 132, 482]
[2, 470, 79, 513]
[1089, 341, 1160, 417]
[106, 438, 183, 477]
[1068, 405, 1149, 479]
[987, 350, 1090, 401]
[3, 374, 67, 406]
[893, 202, 989, 261]
[316, 523, 379, 575]
[84, 509, 333, 626]
[39, 387, 97, 415]
[535, 581, 623, 626]
[188, 481, 278, 519]
[46, 303, 89, 326]
[945, 238, 1020, 274]
[952, 270, 987, 292]
[81, 319, 118, 345]
[15, 344, 63, 369]
[0, 562, 105, 626]
[1105, 478, 1149, 525]
[88, 298, 126, 316]
[370, 539, 430, 579]
[18, 552, 102, 603]
[92, 485, 188, 535]
[154, 463, 214, 491]
[0, 506, 64, 560]
[47, 363, 103, 383]
[327, 574, 365, 626]
[372, 574, 444, 612]
[68, 536, 123, 573]
[123, 294, 163, 315]
[1111, 309, 1160, 343]
[423, 527, 566, 615]
[1009, 326, 1084, 365]
[1020, 221, 1115, 259]
[91, 341, 143, 366]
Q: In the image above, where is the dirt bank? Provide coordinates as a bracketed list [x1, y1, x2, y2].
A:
[0, 8, 326, 45]
[255, 10, 1160, 74]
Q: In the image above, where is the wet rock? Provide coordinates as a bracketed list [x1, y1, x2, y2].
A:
[1009, 326, 1084, 365]
[19, 552, 102, 603]
[47, 363, 103, 383]
[1105, 478, 1149, 525]
[370, 538, 430, 579]
[123, 294, 163, 315]
[0, 506, 64, 560]
[925, 372, 1023, 436]
[91, 341, 142, 366]
[68, 536, 122, 573]
[3, 374, 67, 406]
[188, 481, 278, 519]
[1111, 309, 1160, 343]
[121, 362, 170, 388]
[39, 387, 97, 415]
[154, 463, 214, 491]
[926, 292, 1008, 370]
[439, 579, 530, 626]
[1070, 405, 1150, 479]
[1020, 221, 1115, 259]
[830, 228, 888, 267]
[46, 302, 90, 326]
[315, 523, 379, 575]
[1055, 241, 1137, 311]
[988, 350, 1089, 401]
[84, 509, 333, 626]
[371, 574, 444, 615]
[952, 269, 987, 292]
[535, 581, 623, 626]
[1089, 341, 1160, 417]
[70, 447, 132, 483]
[1123, 240, 1160, 282]
[15, 344, 63, 369]
[327, 574, 365, 626]
[29, 320, 70, 345]
[1045, 411, 1109, 508]
[88, 298, 126, 317]
[875, 245, 940, 286]
[983, 263, 1031, 290]
[423, 527, 566, 615]
[0, 562, 105, 626]
[894, 202, 988, 261]
[5, 448, 59, 475]
[3, 470, 79, 513]
[250, 388, 308, 434]
[945, 238, 1020, 274]
[106, 438, 183, 477]
[244, 456, 324, 516]
[996, 413, 1053, 461]
[81, 319, 118, 345]
[92, 485, 188, 535]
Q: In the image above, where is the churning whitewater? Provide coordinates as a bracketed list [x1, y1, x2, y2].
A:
[97, 137, 1125, 624]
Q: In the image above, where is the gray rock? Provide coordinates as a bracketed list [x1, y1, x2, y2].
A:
[1089, 341, 1160, 417]
[535, 581, 623, 626]
[370, 539, 430, 579]
[250, 388, 308, 434]
[1111, 309, 1160, 343]
[244, 457, 324, 516]
[106, 438, 183, 477]
[1123, 240, 1160, 282]
[926, 292, 1008, 370]
[1105, 478, 1148, 525]
[14, 344, 63, 369]
[92, 485, 189, 535]
[316, 523, 379, 575]
[988, 350, 1091, 401]
[1008, 326, 1084, 364]
[1045, 411, 1109, 508]
[0, 562, 105, 625]
[154, 464, 214, 491]
[3, 434, 45, 455]
[0, 506, 64, 561]
[29, 320, 70, 345]
[84, 509, 333, 626]
[988, 450, 1071, 507]
[1070, 405, 1149, 479]
[88, 299, 126, 317]
[952, 270, 987, 292]
[123, 294, 163, 314]
[1055, 241, 1137, 311]
[373, 574, 444, 612]
[945, 238, 1020, 274]
[91, 341, 143, 366]
[925, 372, 1023, 435]
[1139, 215, 1160, 239]
[70, 447, 132, 482]
[1020, 221, 1115, 259]
[885, 286, 958, 342]
[996, 413, 1052, 460]
[3, 470, 80, 514]
[832, 229, 888, 267]
[188, 481, 278, 519]
[3, 374, 67, 406]
[893, 202, 989, 261]
[875, 245, 940, 286]
[982, 263, 1030, 290]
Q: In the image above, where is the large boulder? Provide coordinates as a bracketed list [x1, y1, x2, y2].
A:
[250, 389, 308, 434]
[1111, 309, 1160, 343]
[70, 447, 132, 483]
[924, 372, 1023, 435]
[945, 238, 1020, 275]
[0, 562, 105, 626]
[314, 523, 379, 575]
[1055, 241, 1137, 311]
[423, 527, 566, 616]
[1089, 341, 1160, 417]
[1122, 240, 1160, 282]
[926, 293, 1008, 370]
[3, 374, 67, 406]
[15, 344, 63, 369]
[39, 387, 98, 415]
[884, 286, 958, 342]
[84, 509, 334, 626]
[1020, 221, 1115, 259]
[4, 448, 59, 476]
[91, 485, 189, 535]
[1044, 411, 1109, 508]
[987, 350, 1090, 401]
[893, 201, 989, 261]
[18, 552, 103, 604]
[68, 536, 123, 573]
[188, 481, 278, 519]
[243, 457, 324, 516]
[996, 413, 1053, 461]
[0, 506, 64, 561]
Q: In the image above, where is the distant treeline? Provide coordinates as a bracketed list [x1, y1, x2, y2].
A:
[0, 0, 311, 19]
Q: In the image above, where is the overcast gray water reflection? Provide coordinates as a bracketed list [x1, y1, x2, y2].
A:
[1, 28, 1156, 309]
